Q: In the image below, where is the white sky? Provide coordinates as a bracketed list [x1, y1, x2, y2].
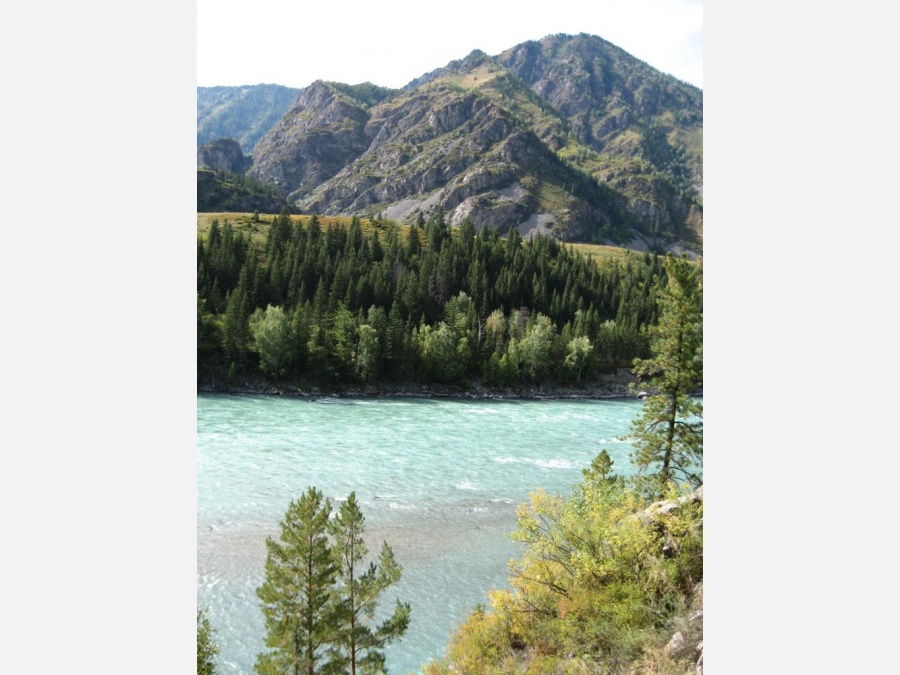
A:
[198, 0, 703, 90]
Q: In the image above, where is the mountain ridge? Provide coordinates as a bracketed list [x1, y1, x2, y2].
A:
[199, 33, 702, 252]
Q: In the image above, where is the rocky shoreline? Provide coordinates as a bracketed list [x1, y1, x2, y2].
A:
[197, 370, 644, 401]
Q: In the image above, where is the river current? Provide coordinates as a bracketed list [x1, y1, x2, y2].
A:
[197, 394, 644, 674]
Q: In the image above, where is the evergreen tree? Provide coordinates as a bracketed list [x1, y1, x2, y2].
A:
[199, 213, 669, 389]
[222, 260, 256, 368]
[328, 493, 410, 675]
[256, 488, 339, 675]
[629, 255, 703, 496]
[197, 608, 219, 675]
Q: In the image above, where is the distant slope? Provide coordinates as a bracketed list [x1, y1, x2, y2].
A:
[197, 84, 301, 153]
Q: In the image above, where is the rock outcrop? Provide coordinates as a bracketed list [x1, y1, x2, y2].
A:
[197, 138, 251, 173]
[249, 81, 371, 198]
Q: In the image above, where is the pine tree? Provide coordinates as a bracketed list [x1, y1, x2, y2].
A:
[629, 255, 703, 496]
[197, 609, 219, 675]
[256, 488, 339, 675]
[222, 258, 256, 368]
[328, 493, 410, 675]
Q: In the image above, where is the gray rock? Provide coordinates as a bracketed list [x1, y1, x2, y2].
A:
[665, 631, 686, 655]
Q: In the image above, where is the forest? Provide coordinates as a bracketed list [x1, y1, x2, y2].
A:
[197, 209, 671, 390]
[198, 249, 704, 674]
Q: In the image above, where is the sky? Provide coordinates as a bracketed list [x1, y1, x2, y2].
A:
[198, 0, 703, 90]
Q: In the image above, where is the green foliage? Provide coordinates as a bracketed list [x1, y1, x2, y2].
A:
[328, 493, 411, 674]
[197, 608, 219, 675]
[251, 305, 294, 378]
[517, 314, 556, 383]
[564, 335, 593, 384]
[197, 168, 295, 214]
[354, 324, 380, 383]
[256, 487, 339, 675]
[582, 449, 615, 483]
[418, 322, 461, 383]
[326, 81, 399, 109]
[427, 473, 703, 674]
[630, 255, 703, 496]
[255, 489, 409, 675]
[198, 216, 667, 387]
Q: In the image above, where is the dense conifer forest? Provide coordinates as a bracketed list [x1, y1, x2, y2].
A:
[197, 210, 671, 390]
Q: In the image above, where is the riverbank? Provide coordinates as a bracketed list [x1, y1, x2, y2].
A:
[197, 369, 645, 400]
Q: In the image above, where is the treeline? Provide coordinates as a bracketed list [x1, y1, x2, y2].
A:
[197, 209, 667, 388]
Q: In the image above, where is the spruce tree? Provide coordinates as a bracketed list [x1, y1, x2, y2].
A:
[256, 488, 339, 675]
[222, 261, 255, 368]
[328, 493, 410, 675]
[629, 255, 703, 496]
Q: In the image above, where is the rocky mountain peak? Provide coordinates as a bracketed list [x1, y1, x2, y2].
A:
[203, 33, 702, 252]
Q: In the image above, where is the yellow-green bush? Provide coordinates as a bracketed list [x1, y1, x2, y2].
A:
[425, 478, 702, 674]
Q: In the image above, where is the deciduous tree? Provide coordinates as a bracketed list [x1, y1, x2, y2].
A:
[564, 335, 593, 384]
[251, 304, 294, 379]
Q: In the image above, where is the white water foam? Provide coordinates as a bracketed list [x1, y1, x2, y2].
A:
[533, 458, 574, 470]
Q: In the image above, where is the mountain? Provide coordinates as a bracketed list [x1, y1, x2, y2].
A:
[494, 35, 702, 242]
[201, 34, 702, 251]
[197, 84, 301, 153]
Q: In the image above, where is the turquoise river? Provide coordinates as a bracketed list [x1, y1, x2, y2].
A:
[197, 394, 645, 674]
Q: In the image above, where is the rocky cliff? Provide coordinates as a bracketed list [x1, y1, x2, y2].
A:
[249, 81, 372, 198]
[197, 138, 251, 173]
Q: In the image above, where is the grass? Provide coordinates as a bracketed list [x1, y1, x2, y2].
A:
[197, 213, 643, 267]
[197, 212, 406, 243]
[438, 63, 502, 90]
[567, 242, 636, 264]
